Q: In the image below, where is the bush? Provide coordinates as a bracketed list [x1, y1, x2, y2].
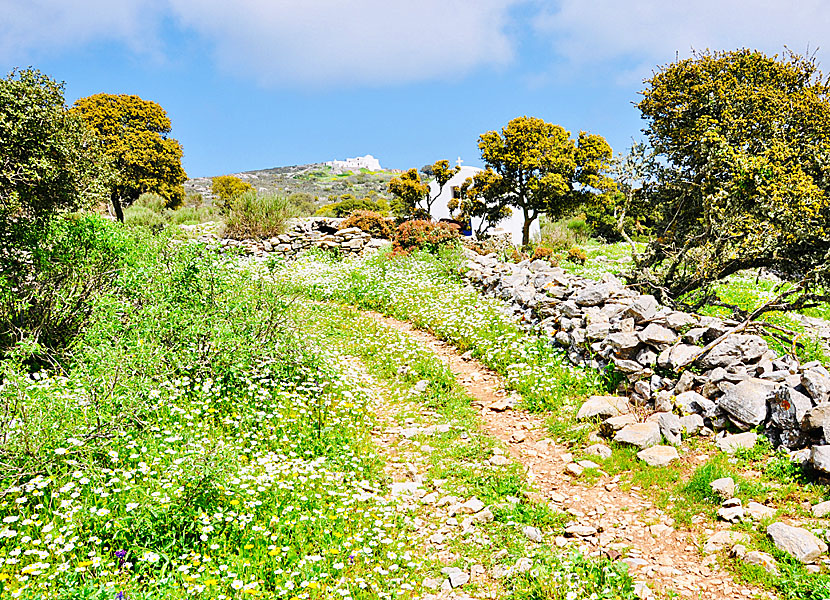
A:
[565, 215, 591, 239]
[287, 192, 318, 216]
[123, 205, 166, 229]
[393, 220, 460, 253]
[0, 215, 135, 363]
[566, 246, 587, 264]
[211, 175, 253, 212]
[340, 210, 393, 239]
[531, 246, 557, 263]
[223, 192, 296, 239]
[133, 192, 168, 213]
[539, 218, 578, 251]
[167, 204, 218, 225]
[316, 194, 390, 217]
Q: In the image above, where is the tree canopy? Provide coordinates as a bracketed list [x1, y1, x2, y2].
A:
[0, 69, 110, 229]
[387, 168, 429, 217]
[212, 175, 254, 212]
[633, 49, 830, 311]
[449, 169, 511, 237]
[423, 160, 460, 213]
[478, 116, 614, 245]
[72, 94, 187, 221]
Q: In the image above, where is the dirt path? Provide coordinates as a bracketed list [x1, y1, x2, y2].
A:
[364, 311, 769, 600]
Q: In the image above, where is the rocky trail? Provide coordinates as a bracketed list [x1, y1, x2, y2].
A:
[364, 311, 769, 600]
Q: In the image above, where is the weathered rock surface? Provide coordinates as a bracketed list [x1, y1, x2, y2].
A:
[577, 396, 632, 421]
[614, 422, 662, 449]
[767, 522, 828, 563]
[637, 445, 679, 467]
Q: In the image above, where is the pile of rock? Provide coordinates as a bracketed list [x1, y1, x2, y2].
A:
[197, 217, 388, 258]
[461, 249, 830, 468]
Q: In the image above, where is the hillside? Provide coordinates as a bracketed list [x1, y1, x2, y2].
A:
[185, 162, 401, 204]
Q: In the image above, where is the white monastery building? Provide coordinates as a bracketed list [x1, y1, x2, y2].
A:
[428, 159, 539, 246]
[326, 154, 382, 173]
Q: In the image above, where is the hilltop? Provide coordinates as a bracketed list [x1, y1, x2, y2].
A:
[185, 161, 402, 204]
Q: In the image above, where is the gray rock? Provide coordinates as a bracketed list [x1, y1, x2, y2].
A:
[657, 344, 702, 369]
[675, 390, 716, 417]
[600, 414, 638, 437]
[746, 502, 776, 521]
[558, 301, 582, 318]
[607, 332, 641, 355]
[523, 525, 543, 543]
[700, 334, 769, 368]
[586, 321, 611, 340]
[770, 386, 812, 430]
[680, 414, 705, 435]
[812, 501, 830, 518]
[718, 504, 745, 523]
[625, 295, 658, 322]
[710, 477, 735, 499]
[577, 396, 632, 420]
[639, 323, 678, 346]
[614, 422, 661, 449]
[718, 379, 775, 429]
[636, 348, 658, 367]
[637, 445, 679, 466]
[804, 404, 830, 431]
[744, 551, 778, 575]
[584, 443, 613, 459]
[441, 566, 470, 588]
[810, 445, 830, 474]
[574, 284, 612, 307]
[613, 358, 650, 375]
[665, 311, 698, 330]
[657, 412, 682, 446]
[716, 431, 758, 454]
[767, 522, 828, 563]
[802, 369, 830, 403]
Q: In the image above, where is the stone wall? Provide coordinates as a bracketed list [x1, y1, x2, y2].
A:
[197, 217, 388, 258]
[461, 249, 830, 470]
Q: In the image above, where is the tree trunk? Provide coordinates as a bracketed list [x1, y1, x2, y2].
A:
[521, 210, 533, 247]
[111, 192, 124, 223]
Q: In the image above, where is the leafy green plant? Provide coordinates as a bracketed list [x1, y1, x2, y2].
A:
[223, 191, 296, 239]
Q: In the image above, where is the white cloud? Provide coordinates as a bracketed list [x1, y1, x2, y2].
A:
[167, 0, 520, 86]
[535, 0, 830, 83]
[0, 0, 166, 64]
[0, 0, 522, 86]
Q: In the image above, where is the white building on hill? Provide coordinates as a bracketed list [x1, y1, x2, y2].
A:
[428, 162, 539, 246]
[326, 154, 382, 173]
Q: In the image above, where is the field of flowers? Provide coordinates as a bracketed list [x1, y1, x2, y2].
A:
[0, 228, 637, 600]
[265, 248, 608, 417]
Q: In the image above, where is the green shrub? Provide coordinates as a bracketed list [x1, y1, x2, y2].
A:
[565, 215, 591, 239]
[531, 246, 557, 263]
[340, 210, 393, 239]
[287, 191, 318, 216]
[167, 204, 218, 225]
[316, 194, 390, 217]
[133, 192, 168, 213]
[540, 218, 579, 251]
[393, 220, 460, 253]
[223, 191, 296, 239]
[124, 204, 166, 228]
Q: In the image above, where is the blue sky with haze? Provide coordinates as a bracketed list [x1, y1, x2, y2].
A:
[2, 1, 828, 177]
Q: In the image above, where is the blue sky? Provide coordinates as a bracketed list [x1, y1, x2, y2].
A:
[2, 1, 829, 177]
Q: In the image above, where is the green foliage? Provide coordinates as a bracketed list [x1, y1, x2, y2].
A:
[211, 175, 254, 211]
[315, 193, 390, 217]
[0, 215, 135, 362]
[223, 191, 296, 239]
[340, 210, 393, 239]
[478, 116, 614, 245]
[451, 168, 512, 237]
[422, 159, 460, 213]
[387, 168, 429, 216]
[286, 191, 317, 215]
[635, 49, 830, 304]
[0, 69, 110, 229]
[393, 220, 460, 253]
[72, 93, 187, 220]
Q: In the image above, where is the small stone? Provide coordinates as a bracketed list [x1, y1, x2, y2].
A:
[459, 497, 485, 514]
[488, 398, 513, 412]
[565, 462, 584, 477]
[718, 505, 745, 523]
[565, 524, 598, 537]
[489, 454, 510, 466]
[710, 477, 735, 499]
[600, 414, 638, 437]
[679, 414, 705, 436]
[577, 459, 600, 469]
[639, 323, 678, 345]
[767, 522, 828, 563]
[584, 443, 613, 459]
[746, 502, 776, 521]
[744, 551, 779, 575]
[523, 525, 543, 543]
[413, 380, 429, 393]
[703, 530, 750, 554]
[441, 566, 470, 588]
[577, 395, 632, 420]
[514, 557, 533, 573]
[637, 445, 679, 467]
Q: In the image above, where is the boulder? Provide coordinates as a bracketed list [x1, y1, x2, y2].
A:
[637, 445, 679, 467]
[812, 501, 830, 518]
[614, 422, 662, 449]
[674, 390, 716, 417]
[606, 332, 641, 356]
[657, 344, 702, 370]
[680, 414, 705, 435]
[625, 295, 658, 322]
[656, 412, 682, 446]
[767, 522, 828, 563]
[600, 414, 638, 437]
[744, 551, 779, 575]
[804, 404, 830, 432]
[709, 477, 735, 499]
[718, 379, 775, 429]
[746, 502, 776, 521]
[573, 284, 613, 307]
[577, 396, 632, 421]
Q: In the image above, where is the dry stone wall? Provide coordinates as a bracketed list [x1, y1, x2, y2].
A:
[197, 217, 388, 258]
[461, 249, 830, 471]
